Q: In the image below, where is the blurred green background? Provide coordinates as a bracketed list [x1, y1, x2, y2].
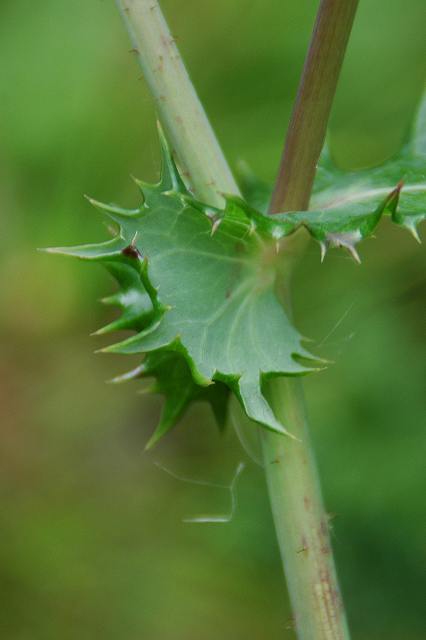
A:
[1, 1, 425, 638]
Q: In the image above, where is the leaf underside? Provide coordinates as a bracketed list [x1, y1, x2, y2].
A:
[48, 93, 425, 447]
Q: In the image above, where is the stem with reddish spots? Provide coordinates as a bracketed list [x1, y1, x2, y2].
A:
[262, 379, 350, 639]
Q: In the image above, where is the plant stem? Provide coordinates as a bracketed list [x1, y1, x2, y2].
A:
[116, 0, 239, 207]
[262, 380, 350, 639]
[262, 1, 359, 637]
[269, 0, 359, 213]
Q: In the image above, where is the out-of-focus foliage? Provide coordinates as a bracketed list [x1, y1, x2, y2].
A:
[0, 1, 425, 639]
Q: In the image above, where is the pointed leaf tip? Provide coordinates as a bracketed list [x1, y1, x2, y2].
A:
[211, 218, 221, 235]
[144, 418, 174, 450]
[156, 122, 188, 194]
[405, 221, 422, 243]
[107, 363, 148, 384]
[85, 194, 141, 218]
[346, 244, 361, 264]
[144, 430, 161, 451]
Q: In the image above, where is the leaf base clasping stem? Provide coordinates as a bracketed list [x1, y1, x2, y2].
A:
[115, 1, 358, 638]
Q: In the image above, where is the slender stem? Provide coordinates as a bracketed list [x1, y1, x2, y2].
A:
[262, 1, 359, 637]
[269, 0, 359, 213]
[116, 0, 239, 207]
[263, 380, 350, 639]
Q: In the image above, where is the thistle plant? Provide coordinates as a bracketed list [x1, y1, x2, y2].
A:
[47, 1, 425, 638]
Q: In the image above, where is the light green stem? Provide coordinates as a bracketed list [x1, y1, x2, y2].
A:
[115, 1, 352, 638]
[115, 0, 239, 206]
[263, 379, 350, 638]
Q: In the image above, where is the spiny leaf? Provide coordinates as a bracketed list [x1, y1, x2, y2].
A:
[239, 93, 426, 258]
[140, 352, 230, 450]
[306, 97, 426, 255]
[50, 133, 319, 444]
[108, 352, 229, 449]
[98, 181, 318, 438]
[49, 93, 425, 447]
[95, 261, 154, 335]
[44, 236, 128, 260]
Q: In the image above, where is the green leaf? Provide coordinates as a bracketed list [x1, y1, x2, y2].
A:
[97, 261, 155, 335]
[49, 94, 425, 447]
[240, 93, 426, 260]
[296, 94, 426, 259]
[98, 190, 318, 438]
[50, 133, 320, 444]
[110, 351, 230, 450]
